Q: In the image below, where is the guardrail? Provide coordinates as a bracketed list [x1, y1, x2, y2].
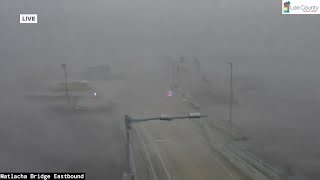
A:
[175, 89, 284, 180]
[204, 116, 284, 179]
[202, 118, 284, 180]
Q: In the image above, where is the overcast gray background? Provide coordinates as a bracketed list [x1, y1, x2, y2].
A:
[1, 0, 319, 79]
[0, 0, 320, 179]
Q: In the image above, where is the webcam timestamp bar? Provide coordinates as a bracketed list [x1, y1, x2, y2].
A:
[0, 173, 85, 180]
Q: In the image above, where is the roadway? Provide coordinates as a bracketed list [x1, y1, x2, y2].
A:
[117, 75, 251, 180]
[132, 120, 250, 180]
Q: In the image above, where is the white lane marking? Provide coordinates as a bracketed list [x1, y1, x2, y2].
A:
[134, 127, 159, 180]
[189, 126, 238, 180]
[141, 126, 172, 180]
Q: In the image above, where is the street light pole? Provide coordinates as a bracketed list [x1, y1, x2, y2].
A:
[124, 115, 133, 180]
[123, 113, 208, 180]
[227, 62, 233, 130]
[61, 64, 69, 103]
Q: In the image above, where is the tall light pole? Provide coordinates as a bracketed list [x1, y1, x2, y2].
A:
[61, 64, 69, 103]
[124, 115, 133, 180]
[123, 113, 208, 180]
[227, 62, 233, 130]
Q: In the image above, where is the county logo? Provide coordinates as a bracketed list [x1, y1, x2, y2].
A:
[283, 1, 291, 13]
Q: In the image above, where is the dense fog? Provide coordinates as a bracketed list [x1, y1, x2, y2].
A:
[0, 0, 319, 179]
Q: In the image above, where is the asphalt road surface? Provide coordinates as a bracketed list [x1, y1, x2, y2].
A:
[117, 75, 251, 180]
[132, 121, 250, 180]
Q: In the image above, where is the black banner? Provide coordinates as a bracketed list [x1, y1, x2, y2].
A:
[0, 173, 85, 180]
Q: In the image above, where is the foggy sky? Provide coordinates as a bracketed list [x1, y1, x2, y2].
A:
[1, 1, 320, 178]
[1, 0, 320, 81]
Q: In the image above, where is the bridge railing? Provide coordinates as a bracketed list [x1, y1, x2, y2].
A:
[176, 89, 285, 180]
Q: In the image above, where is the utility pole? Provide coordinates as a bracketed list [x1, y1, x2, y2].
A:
[61, 64, 69, 103]
[227, 62, 233, 130]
